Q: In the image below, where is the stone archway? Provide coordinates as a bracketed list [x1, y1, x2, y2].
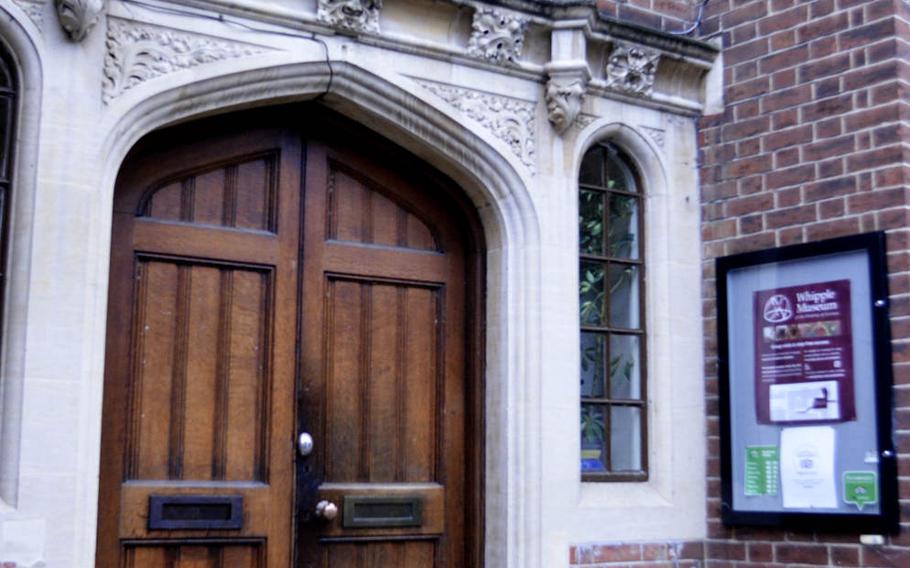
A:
[91, 61, 545, 568]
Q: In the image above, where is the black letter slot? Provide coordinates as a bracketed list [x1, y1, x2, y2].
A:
[148, 495, 243, 530]
[343, 496, 423, 528]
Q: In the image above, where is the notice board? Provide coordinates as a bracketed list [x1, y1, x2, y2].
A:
[716, 232, 898, 532]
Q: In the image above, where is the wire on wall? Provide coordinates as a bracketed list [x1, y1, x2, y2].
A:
[669, 0, 710, 36]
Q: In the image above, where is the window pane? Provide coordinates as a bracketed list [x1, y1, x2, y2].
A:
[581, 405, 606, 473]
[579, 189, 604, 255]
[607, 194, 639, 259]
[609, 334, 641, 400]
[0, 96, 11, 181]
[579, 261, 606, 325]
[579, 146, 604, 186]
[606, 152, 636, 192]
[610, 406, 642, 471]
[581, 332, 605, 397]
[608, 264, 640, 328]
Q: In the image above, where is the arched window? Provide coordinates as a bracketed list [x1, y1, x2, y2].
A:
[579, 141, 647, 481]
[0, 46, 14, 357]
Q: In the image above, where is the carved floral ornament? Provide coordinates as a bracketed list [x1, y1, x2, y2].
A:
[467, 8, 529, 66]
[416, 80, 536, 173]
[605, 43, 660, 97]
[103, 19, 267, 103]
[317, 0, 382, 34]
[55, 0, 105, 41]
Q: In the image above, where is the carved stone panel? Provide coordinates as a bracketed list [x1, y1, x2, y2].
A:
[605, 43, 660, 97]
[13, 0, 45, 27]
[317, 0, 382, 34]
[467, 8, 528, 66]
[103, 19, 267, 103]
[55, 0, 105, 41]
[640, 125, 666, 148]
[417, 79, 536, 173]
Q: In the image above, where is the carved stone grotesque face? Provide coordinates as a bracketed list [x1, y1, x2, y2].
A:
[341, 0, 366, 17]
[545, 80, 586, 134]
[318, 0, 383, 33]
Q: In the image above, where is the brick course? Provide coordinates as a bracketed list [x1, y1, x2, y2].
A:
[572, 0, 910, 565]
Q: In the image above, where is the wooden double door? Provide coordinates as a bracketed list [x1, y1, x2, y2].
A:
[97, 111, 482, 568]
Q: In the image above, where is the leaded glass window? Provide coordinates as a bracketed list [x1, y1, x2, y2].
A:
[579, 142, 647, 481]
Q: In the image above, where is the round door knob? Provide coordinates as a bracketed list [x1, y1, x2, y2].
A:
[297, 432, 314, 457]
[315, 500, 338, 521]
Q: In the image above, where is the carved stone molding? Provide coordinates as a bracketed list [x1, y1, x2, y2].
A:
[103, 19, 267, 103]
[667, 114, 691, 127]
[640, 125, 665, 148]
[573, 114, 597, 132]
[55, 0, 105, 41]
[13, 0, 44, 27]
[467, 8, 528, 66]
[416, 79, 536, 173]
[317, 0, 382, 34]
[545, 76, 587, 135]
[605, 43, 660, 97]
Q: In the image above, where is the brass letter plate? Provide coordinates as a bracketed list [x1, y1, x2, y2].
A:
[342, 496, 423, 528]
[148, 495, 243, 530]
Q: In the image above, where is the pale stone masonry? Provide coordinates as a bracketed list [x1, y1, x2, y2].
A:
[0, 1, 713, 567]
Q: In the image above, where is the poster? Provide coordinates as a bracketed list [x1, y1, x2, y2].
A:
[843, 471, 878, 510]
[744, 445, 779, 496]
[780, 426, 837, 509]
[753, 279, 855, 424]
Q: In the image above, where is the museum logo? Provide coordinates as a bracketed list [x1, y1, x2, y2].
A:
[763, 294, 794, 323]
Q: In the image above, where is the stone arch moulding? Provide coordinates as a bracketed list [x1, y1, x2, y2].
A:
[573, 121, 669, 201]
[87, 60, 546, 568]
[0, 3, 44, 510]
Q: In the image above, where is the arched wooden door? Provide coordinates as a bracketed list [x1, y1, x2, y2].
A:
[96, 110, 483, 568]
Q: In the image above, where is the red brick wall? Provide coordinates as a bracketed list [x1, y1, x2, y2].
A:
[596, 0, 700, 32]
[573, 0, 910, 566]
[697, 0, 910, 565]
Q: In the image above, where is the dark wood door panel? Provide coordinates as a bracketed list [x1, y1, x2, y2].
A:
[322, 541, 436, 567]
[326, 160, 438, 252]
[142, 151, 278, 232]
[100, 109, 481, 568]
[122, 542, 264, 568]
[298, 139, 468, 567]
[99, 124, 301, 568]
[322, 277, 442, 485]
[124, 257, 272, 483]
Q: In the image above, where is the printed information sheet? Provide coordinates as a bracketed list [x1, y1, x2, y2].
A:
[744, 445, 780, 496]
[780, 426, 837, 509]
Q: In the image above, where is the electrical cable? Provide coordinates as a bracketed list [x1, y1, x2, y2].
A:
[669, 0, 710, 36]
[120, 0, 334, 98]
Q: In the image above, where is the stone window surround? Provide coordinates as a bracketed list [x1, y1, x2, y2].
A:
[0, 8, 41, 512]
